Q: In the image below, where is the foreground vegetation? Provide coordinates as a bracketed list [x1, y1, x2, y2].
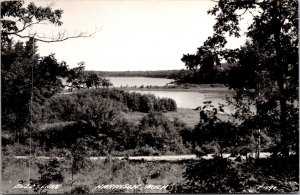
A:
[2, 157, 185, 194]
[3, 155, 298, 194]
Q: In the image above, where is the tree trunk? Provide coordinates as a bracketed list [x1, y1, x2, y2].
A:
[279, 78, 289, 157]
[273, 0, 289, 157]
[71, 168, 74, 184]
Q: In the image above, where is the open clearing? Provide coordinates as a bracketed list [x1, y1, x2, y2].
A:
[122, 108, 235, 128]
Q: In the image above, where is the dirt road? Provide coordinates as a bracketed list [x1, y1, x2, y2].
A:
[14, 152, 271, 161]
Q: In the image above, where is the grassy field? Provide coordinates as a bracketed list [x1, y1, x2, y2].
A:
[122, 108, 234, 128]
[2, 157, 186, 194]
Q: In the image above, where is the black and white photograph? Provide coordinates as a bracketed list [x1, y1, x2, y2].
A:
[1, 0, 299, 193]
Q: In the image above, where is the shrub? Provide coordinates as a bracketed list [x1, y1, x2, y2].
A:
[158, 98, 177, 112]
[170, 156, 299, 193]
[33, 92, 125, 123]
[132, 146, 159, 156]
[137, 112, 187, 154]
[71, 185, 90, 194]
[170, 157, 242, 193]
[62, 88, 178, 113]
[29, 158, 64, 194]
[139, 94, 156, 112]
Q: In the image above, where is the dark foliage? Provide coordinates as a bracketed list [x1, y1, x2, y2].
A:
[71, 185, 90, 194]
[59, 88, 177, 113]
[171, 0, 299, 193]
[29, 158, 64, 194]
[32, 89, 177, 127]
[170, 157, 242, 193]
[33, 92, 123, 124]
[1, 1, 94, 133]
[28, 111, 189, 156]
[93, 70, 182, 79]
[136, 112, 186, 153]
[170, 156, 299, 193]
[1, 39, 69, 130]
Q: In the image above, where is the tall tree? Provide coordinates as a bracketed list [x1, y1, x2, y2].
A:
[1, 38, 69, 130]
[85, 73, 101, 88]
[1, 1, 91, 133]
[183, 0, 298, 157]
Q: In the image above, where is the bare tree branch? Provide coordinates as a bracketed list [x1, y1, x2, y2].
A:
[248, 9, 256, 17]
[5, 22, 48, 35]
[236, 8, 249, 17]
[11, 29, 99, 43]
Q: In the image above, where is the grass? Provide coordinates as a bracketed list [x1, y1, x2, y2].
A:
[122, 108, 235, 128]
[2, 157, 186, 194]
[163, 108, 200, 128]
[2, 157, 40, 194]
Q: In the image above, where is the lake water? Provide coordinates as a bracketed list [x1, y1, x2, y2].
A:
[105, 77, 235, 112]
[106, 77, 174, 87]
[130, 90, 236, 113]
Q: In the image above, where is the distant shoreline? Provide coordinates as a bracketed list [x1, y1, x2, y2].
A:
[119, 85, 232, 93]
[61, 85, 232, 95]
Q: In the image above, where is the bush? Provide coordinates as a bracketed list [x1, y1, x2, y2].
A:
[132, 146, 159, 156]
[29, 158, 64, 194]
[158, 98, 177, 112]
[137, 112, 187, 154]
[67, 88, 177, 113]
[33, 92, 125, 123]
[170, 157, 242, 193]
[71, 185, 90, 194]
[170, 156, 299, 193]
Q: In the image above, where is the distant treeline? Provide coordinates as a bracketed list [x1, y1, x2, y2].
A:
[174, 69, 227, 84]
[171, 63, 236, 84]
[87, 63, 234, 84]
[87, 70, 181, 79]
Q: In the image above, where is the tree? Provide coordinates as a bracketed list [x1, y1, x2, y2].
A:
[191, 101, 272, 159]
[1, 38, 70, 131]
[70, 137, 97, 183]
[173, 0, 298, 192]
[182, 46, 219, 71]
[85, 73, 101, 88]
[182, 0, 298, 157]
[1, 1, 95, 43]
[1, 1, 92, 135]
[66, 61, 86, 90]
[28, 158, 64, 194]
[101, 78, 113, 89]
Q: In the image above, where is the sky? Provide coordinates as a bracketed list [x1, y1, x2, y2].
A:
[24, 0, 250, 71]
